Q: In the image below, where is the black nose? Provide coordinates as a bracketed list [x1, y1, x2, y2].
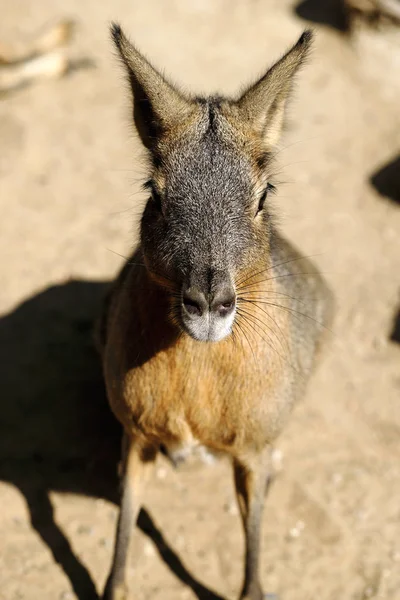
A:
[182, 287, 208, 317]
[182, 286, 236, 317]
[211, 289, 236, 316]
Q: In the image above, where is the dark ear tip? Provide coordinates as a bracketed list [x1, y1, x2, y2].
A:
[110, 22, 122, 48]
[299, 29, 314, 47]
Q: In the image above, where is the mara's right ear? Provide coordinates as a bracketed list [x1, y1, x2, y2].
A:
[111, 23, 193, 151]
[235, 30, 313, 147]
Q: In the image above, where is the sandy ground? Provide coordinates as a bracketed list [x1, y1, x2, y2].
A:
[0, 1, 399, 599]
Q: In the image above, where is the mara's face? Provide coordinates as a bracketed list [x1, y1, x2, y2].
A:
[141, 102, 273, 342]
[112, 23, 311, 341]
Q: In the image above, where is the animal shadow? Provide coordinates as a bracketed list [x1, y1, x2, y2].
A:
[294, 0, 350, 31]
[0, 279, 224, 600]
[370, 154, 400, 205]
[390, 307, 400, 344]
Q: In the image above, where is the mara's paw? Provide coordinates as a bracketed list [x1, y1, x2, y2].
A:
[102, 581, 129, 600]
[240, 586, 264, 600]
[240, 585, 280, 600]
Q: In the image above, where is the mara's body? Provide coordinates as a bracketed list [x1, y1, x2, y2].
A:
[102, 236, 332, 462]
[101, 24, 334, 600]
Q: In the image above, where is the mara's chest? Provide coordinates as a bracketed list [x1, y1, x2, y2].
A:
[107, 334, 293, 454]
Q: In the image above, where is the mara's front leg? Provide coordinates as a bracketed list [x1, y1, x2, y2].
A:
[103, 433, 157, 600]
[234, 448, 270, 600]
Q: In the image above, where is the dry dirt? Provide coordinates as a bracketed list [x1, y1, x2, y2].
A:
[0, 1, 400, 599]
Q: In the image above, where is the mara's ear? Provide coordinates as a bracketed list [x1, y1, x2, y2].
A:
[111, 23, 193, 150]
[236, 30, 313, 147]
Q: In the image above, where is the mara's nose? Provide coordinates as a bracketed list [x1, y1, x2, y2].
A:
[182, 287, 208, 317]
[210, 287, 236, 316]
[182, 286, 236, 318]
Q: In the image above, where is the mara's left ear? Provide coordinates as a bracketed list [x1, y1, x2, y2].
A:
[111, 23, 194, 151]
[236, 30, 313, 147]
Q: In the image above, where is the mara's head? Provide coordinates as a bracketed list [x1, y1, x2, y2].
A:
[112, 24, 312, 342]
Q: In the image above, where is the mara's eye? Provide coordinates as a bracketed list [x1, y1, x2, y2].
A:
[256, 183, 275, 216]
[144, 179, 163, 213]
[151, 189, 162, 212]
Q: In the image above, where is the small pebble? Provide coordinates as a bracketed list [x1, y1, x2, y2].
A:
[372, 336, 385, 351]
[271, 449, 284, 472]
[77, 524, 94, 536]
[392, 550, 400, 562]
[144, 540, 156, 557]
[288, 520, 305, 539]
[156, 466, 168, 479]
[332, 472, 343, 486]
[355, 509, 369, 521]
[224, 500, 239, 516]
[108, 509, 117, 522]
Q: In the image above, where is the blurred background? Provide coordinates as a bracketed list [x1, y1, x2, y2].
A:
[0, 1, 399, 599]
